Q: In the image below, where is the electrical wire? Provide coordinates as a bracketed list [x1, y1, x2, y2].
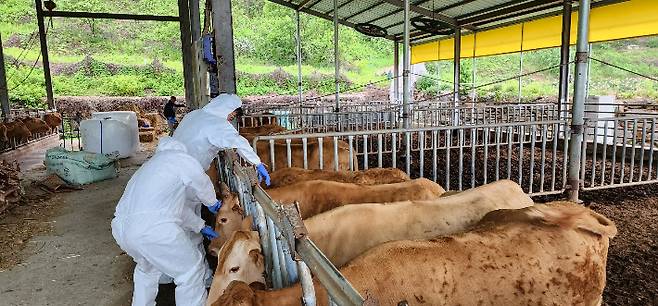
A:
[589, 57, 658, 83]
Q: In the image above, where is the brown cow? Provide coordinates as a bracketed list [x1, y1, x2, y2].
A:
[239, 124, 286, 136]
[305, 180, 533, 267]
[216, 201, 616, 306]
[22, 117, 51, 137]
[43, 112, 62, 133]
[267, 178, 445, 219]
[208, 183, 247, 254]
[0, 123, 8, 144]
[255, 137, 356, 172]
[267, 167, 410, 188]
[206, 218, 265, 306]
[5, 121, 32, 143]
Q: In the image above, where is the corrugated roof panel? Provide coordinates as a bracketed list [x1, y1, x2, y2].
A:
[343, 2, 388, 22]
[336, 0, 381, 20]
[417, 0, 462, 17]
[266, 0, 627, 41]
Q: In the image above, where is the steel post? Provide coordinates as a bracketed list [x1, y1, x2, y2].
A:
[393, 41, 399, 104]
[518, 24, 524, 104]
[0, 32, 9, 117]
[333, 0, 340, 112]
[402, 0, 411, 129]
[557, 0, 572, 120]
[35, 0, 54, 109]
[452, 27, 461, 125]
[567, 0, 591, 202]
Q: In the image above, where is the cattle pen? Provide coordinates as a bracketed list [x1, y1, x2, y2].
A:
[1, 0, 657, 306]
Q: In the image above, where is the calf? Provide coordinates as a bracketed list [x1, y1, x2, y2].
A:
[5, 121, 32, 143]
[0, 123, 8, 144]
[306, 180, 533, 267]
[22, 118, 51, 136]
[206, 218, 265, 306]
[267, 178, 445, 219]
[43, 112, 62, 133]
[208, 183, 248, 254]
[217, 201, 616, 306]
[267, 167, 410, 188]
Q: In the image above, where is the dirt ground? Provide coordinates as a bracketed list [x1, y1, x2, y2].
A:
[0, 147, 656, 305]
[576, 186, 658, 306]
[0, 147, 152, 306]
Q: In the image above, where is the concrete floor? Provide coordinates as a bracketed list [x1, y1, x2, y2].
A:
[0, 150, 153, 306]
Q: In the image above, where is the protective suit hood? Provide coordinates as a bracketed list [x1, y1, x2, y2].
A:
[202, 93, 242, 119]
[156, 136, 188, 154]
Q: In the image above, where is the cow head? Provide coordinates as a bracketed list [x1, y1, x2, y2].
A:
[212, 281, 259, 306]
[209, 182, 247, 255]
[206, 218, 265, 306]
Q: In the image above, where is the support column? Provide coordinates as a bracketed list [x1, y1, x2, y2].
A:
[35, 0, 54, 109]
[452, 28, 461, 125]
[567, 0, 591, 202]
[402, 0, 411, 129]
[212, 0, 237, 94]
[393, 41, 399, 104]
[333, 0, 340, 112]
[0, 32, 9, 117]
[178, 0, 196, 107]
[518, 24, 525, 104]
[557, 0, 572, 120]
[295, 11, 303, 105]
[189, 0, 203, 108]
[471, 32, 477, 104]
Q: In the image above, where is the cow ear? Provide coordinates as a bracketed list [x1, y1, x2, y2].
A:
[241, 216, 254, 231]
[231, 201, 244, 215]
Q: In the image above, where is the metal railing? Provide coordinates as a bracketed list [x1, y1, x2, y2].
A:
[216, 150, 365, 306]
[252, 120, 570, 196]
[240, 110, 400, 133]
[582, 115, 658, 190]
[411, 103, 559, 127]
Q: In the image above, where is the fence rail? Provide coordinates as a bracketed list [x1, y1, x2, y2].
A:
[252, 120, 571, 196]
[582, 115, 658, 190]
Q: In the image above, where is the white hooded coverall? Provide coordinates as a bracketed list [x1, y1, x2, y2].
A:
[111, 137, 218, 306]
[172, 93, 261, 171]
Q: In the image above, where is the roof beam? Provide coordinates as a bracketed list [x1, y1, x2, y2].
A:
[42, 10, 179, 21]
[437, 0, 478, 12]
[459, 0, 562, 25]
[299, 0, 322, 10]
[469, 2, 563, 27]
[379, 0, 458, 28]
[268, 0, 397, 40]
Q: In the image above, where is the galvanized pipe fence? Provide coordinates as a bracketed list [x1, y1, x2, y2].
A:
[240, 103, 560, 133]
[251, 113, 658, 196]
[215, 150, 366, 306]
[252, 120, 571, 196]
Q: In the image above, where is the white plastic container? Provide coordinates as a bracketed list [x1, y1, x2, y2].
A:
[80, 118, 138, 158]
[92, 111, 138, 135]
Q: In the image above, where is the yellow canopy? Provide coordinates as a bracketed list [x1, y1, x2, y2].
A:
[411, 0, 658, 63]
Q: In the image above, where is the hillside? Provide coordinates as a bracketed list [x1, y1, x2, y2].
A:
[1, 0, 656, 108]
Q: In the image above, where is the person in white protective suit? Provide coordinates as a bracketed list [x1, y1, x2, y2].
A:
[172, 93, 271, 185]
[111, 136, 223, 306]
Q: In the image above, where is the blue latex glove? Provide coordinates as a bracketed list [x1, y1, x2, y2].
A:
[200, 226, 219, 240]
[208, 200, 222, 214]
[256, 163, 271, 186]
